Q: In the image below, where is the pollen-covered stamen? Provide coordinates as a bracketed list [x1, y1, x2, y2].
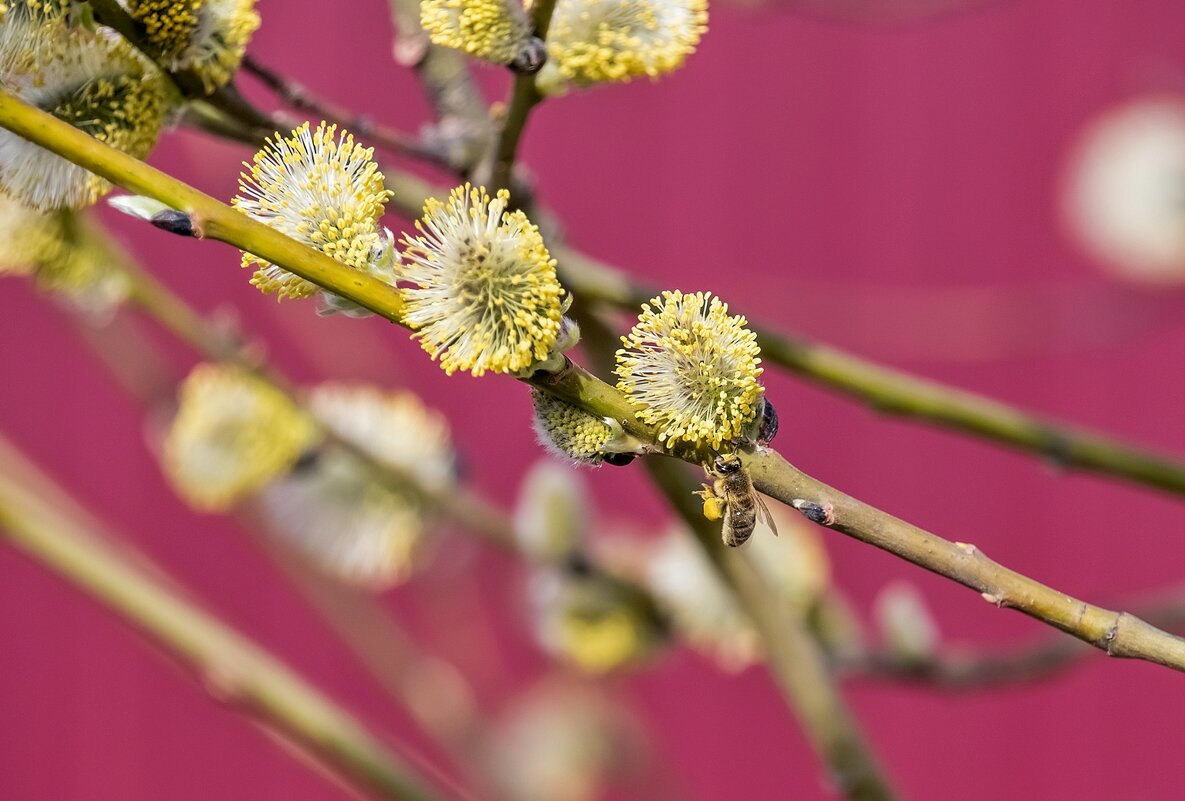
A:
[122, 0, 259, 91]
[420, 0, 534, 66]
[308, 383, 457, 493]
[398, 184, 565, 377]
[124, 0, 202, 61]
[256, 449, 428, 590]
[538, 0, 707, 92]
[0, 24, 169, 210]
[616, 290, 764, 451]
[162, 363, 320, 512]
[252, 383, 456, 589]
[232, 121, 394, 300]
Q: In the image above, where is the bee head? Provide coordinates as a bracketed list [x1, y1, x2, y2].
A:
[713, 455, 741, 475]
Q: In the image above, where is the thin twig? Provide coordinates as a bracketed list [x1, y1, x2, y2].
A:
[385, 0, 492, 172]
[386, 0, 490, 126]
[9, 90, 1185, 675]
[0, 436, 455, 801]
[483, 0, 557, 193]
[239, 56, 457, 168]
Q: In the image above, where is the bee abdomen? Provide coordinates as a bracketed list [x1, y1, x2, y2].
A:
[722, 504, 757, 547]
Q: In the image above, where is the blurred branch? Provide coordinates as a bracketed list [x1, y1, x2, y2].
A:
[386, 0, 490, 125]
[0, 435, 454, 801]
[644, 457, 897, 801]
[386, 0, 492, 173]
[84, 223, 520, 550]
[840, 587, 1185, 690]
[10, 90, 1185, 676]
[243, 522, 486, 752]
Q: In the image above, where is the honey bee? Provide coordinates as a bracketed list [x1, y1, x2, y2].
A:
[697, 455, 778, 547]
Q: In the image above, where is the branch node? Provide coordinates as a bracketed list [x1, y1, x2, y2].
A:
[200, 655, 252, 706]
[955, 541, 978, 556]
[980, 592, 1004, 607]
[393, 32, 430, 68]
[792, 498, 835, 526]
[150, 209, 197, 238]
[1103, 613, 1125, 655]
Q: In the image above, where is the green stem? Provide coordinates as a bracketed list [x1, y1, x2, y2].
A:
[0, 436, 451, 801]
[485, 0, 557, 193]
[556, 247, 1185, 498]
[0, 90, 407, 322]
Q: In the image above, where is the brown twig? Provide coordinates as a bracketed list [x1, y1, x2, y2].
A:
[239, 56, 457, 169]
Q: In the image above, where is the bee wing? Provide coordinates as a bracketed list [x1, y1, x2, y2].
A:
[755, 494, 779, 538]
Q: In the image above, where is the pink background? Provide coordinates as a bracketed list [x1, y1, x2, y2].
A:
[5, 0, 1185, 798]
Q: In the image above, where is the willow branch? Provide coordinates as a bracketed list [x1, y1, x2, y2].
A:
[243, 521, 486, 753]
[746, 449, 1185, 673]
[0, 90, 407, 321]
[0, 436, 453, 801]
[9, 90, 1185, 675]
[44, 246, 496, 772]
[556, 248, 1185, 498]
